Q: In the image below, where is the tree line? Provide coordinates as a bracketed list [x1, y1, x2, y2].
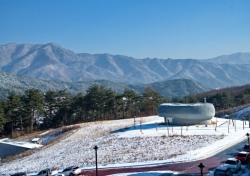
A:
[175, 84, 250, 112]
[1, 83, 250, 138]
[0, 85, 164, 138]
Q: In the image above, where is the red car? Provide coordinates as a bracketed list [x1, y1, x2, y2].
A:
[236, 151, 250, 165]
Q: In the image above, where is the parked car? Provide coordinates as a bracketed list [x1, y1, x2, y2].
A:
[236, 151, 250, 165]
[37, 168, 58, 176]
[242, 144, 250, 152]
[214, 166, 232, 176]
[60, 166, 81, 176]
[53, 174, 65, 176]
[223, 158, 241, 173]
[11, 172, 27, 176]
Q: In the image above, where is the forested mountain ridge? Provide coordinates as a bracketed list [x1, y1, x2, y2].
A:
[1, 43, 250, 89]
[0, 72, 128, 99]
[0, 72, 206, 100]
[129, 79, 206, 99]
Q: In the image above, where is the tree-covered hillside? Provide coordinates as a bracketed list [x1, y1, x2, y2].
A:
[0, 72, 129, 99]
[0, 72, 205, 100]
[176, 84, 250, 115]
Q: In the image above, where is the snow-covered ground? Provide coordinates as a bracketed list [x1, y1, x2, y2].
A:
[0, 115, 250, 175]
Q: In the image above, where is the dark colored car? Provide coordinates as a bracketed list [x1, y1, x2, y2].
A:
[214, 166, 232, 176]
[236, 151, 250, 165]
[11, 172, 27, 176]
[242, 144, 250, 152]
[61, 166, 81, 176]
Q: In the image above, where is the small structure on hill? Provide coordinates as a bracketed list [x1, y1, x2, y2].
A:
[31, 138, 43, 144]
[158, 102, 215, 126]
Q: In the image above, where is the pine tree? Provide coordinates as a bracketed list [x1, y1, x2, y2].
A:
[22, 89, 44, 133]
[0, 105, 6, 134]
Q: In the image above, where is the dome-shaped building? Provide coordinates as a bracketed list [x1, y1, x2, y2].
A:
[158, 103, 215, 125]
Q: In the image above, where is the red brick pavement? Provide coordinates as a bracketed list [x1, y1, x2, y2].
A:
[80, 157, 225, 176]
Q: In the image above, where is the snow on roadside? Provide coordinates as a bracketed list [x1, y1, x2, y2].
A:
[0, 116, 249, 175]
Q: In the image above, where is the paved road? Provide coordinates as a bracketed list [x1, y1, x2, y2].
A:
[80, 139, 248, 176]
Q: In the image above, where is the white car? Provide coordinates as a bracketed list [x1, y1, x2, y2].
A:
[36, 168, 59, 176]
[53, 174, 65, 176]
[60, 166, 81, 176]
[223, 158, 241, 173]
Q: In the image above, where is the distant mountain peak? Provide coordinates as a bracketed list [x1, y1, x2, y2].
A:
[204, 52, 250, 64]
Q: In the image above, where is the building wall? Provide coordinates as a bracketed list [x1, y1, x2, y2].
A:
[0, 142, 28, 158]
[158, 103, 215, 125]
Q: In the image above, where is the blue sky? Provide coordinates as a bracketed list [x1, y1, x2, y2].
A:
[0, 0, 249, 59]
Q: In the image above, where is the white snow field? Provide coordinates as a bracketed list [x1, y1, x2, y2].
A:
[0, 115, 250, 175]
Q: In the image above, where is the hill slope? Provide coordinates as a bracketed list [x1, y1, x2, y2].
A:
[0, 117, 245, 175]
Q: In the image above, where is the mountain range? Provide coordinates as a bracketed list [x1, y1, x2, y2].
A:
[1, 43, 250, 89]
[0, 43, 250, 99]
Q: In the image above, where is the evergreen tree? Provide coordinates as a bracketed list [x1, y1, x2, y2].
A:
[84, 85, 103, 120]
[70, 93, 86, 122]
[22, 89, 44, 133]
[3, 92, 23, 137]
[84, 84, 117, 121]
[121, 88, 139, 118]
[53, 89, 72, 126]
[0, 105, 6, 134]
[43, 90, 59, 128]
[142, 87, 164, 115]
[101, 88, 116, 120]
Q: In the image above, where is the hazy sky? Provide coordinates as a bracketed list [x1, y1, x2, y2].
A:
[0, 0, 249, 59]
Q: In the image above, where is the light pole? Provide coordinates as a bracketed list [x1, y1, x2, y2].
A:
[198, 163, 205, 176]
[248, 113, 250, 128]
[148, 96, 153, 115]
[235, 119, 237, 131]
[215, 117, 217, 131]
[246, 133, 250, 145]
[122, 97, 127, 119]
[243, 119, 245, 130]
[93, 145, 98, 176]
[134, 115, 136, 128]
